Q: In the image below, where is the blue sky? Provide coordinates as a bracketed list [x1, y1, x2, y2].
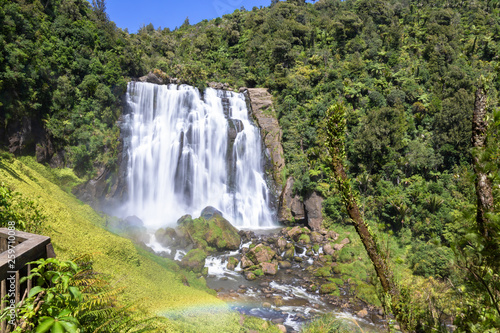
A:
[106, 0, 273, 33]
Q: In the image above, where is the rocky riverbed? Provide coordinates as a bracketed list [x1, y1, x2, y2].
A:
[115, 207, 387, 332]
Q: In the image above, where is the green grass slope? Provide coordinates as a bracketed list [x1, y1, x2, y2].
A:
[0, 156, 279, 332]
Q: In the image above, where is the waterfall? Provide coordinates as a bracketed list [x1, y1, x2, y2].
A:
[122, 81, 276, 229]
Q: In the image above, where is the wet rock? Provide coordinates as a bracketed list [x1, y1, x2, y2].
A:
[244, 271, 256, 281]
[287, 226, 310, 241]
[304, 192, 324, 231]
[272, 318, 284, 324]
[247, 244, 276, 264]
[272, 296, 284, 306]
[294, 256, 303, 262]
[179, 249, 207, 273]
[283, 247, 295, 260]
[277, 237, 287, 252]
[279, 261, 292, 269]
[237, 289, 246, 294]
[310, 231, 323, 244]
[323, 243, 335, 256]
[262, 302, 272, 308]
[227, 257, 239, 270]
[261, 262, 278, 275]
[277, 324, 287, 333]
[357, 308, 368, 318]
[260, 282, 269, 288]
[239, 285, 247, 289]
[327, 230, 339, 241]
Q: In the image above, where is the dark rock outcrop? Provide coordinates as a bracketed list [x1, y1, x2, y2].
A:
[278, 177, 306, 224]
[304, 192, 325, 231]
[246, 88, 285, 195]
[73, 136, 128, 214]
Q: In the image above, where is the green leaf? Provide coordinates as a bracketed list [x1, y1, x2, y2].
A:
[29, 286, 44, 298]
[60, 320, 78, 333]
[68, 286, 81, 301]
[51, 321, 64, 333]
[35, 317, 55, 333]
[57, 309, 72, 318]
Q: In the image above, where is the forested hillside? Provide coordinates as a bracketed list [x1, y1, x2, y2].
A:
[1, 0, 499, 331]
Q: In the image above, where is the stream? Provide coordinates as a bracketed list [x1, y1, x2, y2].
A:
[148, 228, 387, 333]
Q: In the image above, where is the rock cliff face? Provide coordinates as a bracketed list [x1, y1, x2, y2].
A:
[72, 137, 128, 213]
[245, 88, 285, 196]
[278, 177, 325, 231]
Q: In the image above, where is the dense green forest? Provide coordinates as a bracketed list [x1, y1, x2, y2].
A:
[1, 0, 499, 331]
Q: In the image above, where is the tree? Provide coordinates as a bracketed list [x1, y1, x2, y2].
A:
[326, 103, 408, 332]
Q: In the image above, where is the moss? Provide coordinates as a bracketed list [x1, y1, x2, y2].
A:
[298, 233, 311, 244]
[313, 244, 320, 253]
[314, 266, 331, 278]
[253, 269, 264, 277]
[181, 249, 207, 273]
[354, 280, 382, 307]
[178, 214, 241, 253]
[319, 283, 339, 295]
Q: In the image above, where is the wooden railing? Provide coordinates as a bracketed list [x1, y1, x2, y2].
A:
[0, 228, 55, 333]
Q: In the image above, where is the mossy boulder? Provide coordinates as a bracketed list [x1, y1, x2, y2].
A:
[180, 249, 207, 273]
[287, 225, 311, 241]
[246, 244, 276, 265]
[177, 207, 241, 252]
[320, 283, 339, 295]
[261, 262, 278, 275]
[314, 265, 332, 278]
[227, 257, 239, 270]
[298, 234, 311, 245]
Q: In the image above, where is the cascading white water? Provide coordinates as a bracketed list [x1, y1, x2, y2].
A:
[122, 81, 276, 229]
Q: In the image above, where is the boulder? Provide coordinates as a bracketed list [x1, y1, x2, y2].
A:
[323, 243, 335, 256]
[177, 207, 241, 252]
[287, 226, 310, 242]
[244, 271, 256, 281]
[333, 238, 351, 251]
[277, 237, 287, 252]
[319, 283, 337, 294]
[180, 249, 207, 273]
[247, 244, 276, 264]
[304, 192, 324, 231]
[261, 262, 278, 275]
[357, 308, 368, 318]
[227, 257, 239, 270]
[240, 255, 254, 269]
[278, 177, 306, 223]
[247, 88, 285, 194]
[310, 231, 323, 244]
[327, 230, 339, 241]
[279, 261, 292, 269]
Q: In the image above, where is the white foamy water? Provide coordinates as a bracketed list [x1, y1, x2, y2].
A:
[122, 82, 276, 229]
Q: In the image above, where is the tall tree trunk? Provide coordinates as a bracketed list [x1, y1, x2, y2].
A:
[326, 103, 408, 332]
[472, 85, 495, 240]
